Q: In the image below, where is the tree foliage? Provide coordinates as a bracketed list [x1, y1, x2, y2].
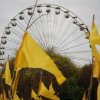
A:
[0, 50, 92, 100]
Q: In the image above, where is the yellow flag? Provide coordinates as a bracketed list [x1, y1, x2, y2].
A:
[0, 94, 3, 100]
[2, 73, 5, 79]
[14, 32, 66, 85]
[5, 60, 12, 86]
[3, 91, 6, 100]
[82, 92, 87, 100]
[89, 22, 100, 45]
[89, 22, 100, 78]
[89, 22, 100, 60]
[49, 83, 55, 94]
[38, 80, 60, 100]
[13, 92, 20, 100]
[91, 45, 100, 61]
[31, 89, 39, 99]
[97, 83, 100, 100]
[12, 72, 20, 99]
[93, 60, 100, 78]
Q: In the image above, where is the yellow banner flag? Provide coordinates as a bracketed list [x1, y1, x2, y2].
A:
[89, 22, 100, 78]
[31, 89, 39, 99]
[0, 94, 3, 100]
[5, 60, 12, 86]
[91, 45, 100, 61]
[97, 83, 100, 100]
[13, 92, 20, 100]
[14, 32, 66, 85]
[89, 22, 100, 60]
[93, 60, 100, 78]
[12, 72, 20, 99]
[49, 83, 55, 94]
[38, 80, 60, 100]
[2, 73, 5, 79]
[82, 92, 87, 100]
[89, 22, 100, 45]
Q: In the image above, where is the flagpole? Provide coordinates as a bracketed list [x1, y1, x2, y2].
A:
[25, 0, 38, 31]
[87, 14, 95, 100]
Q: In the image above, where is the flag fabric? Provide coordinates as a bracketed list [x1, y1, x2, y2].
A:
[91, 45, 100, 61]
[82, 92, 87, 100]
[89, 21, 100, 100]
[93, 60, 100, 78]
[14, 31, 66, 85]
[89, 22, 100, 61]
[31, 89, 39, 99]
[12, 72, 20, 99]
[49, 83, 55, 94]
[89, 22, 100, 79]
[38, 80, 60, 100]
[13, 92, 20, 100]
[5, 60, 12, 86]
[97, 83, 100, 100]
[0, 94, 3, 100]
[89, 23, 100, 45]
[2, 73, 5, 79]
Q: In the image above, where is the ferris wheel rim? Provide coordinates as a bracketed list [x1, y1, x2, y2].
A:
[0, 3, 92, 66]
[2, 3, 90, 36]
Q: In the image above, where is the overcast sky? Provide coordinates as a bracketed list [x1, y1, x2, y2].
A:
[0, 0, 100, 37]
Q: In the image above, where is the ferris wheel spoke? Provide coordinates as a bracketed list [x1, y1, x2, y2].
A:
[5, 47, 17, 51]
[16, 24, 26, 32]
[11, 26, 23, 36]
[48, 12, 52, 48]
[24, 14, 44, 46]
[24, 14, 40, 42]
[39, 13, 49, 49]
[46, 14, 51, 48]
[58, 42, 89, 52]
[17, 20, 26, 29]
[50, 15, 58, 48]
[33, 14, 49, 48]
[23, 14, 31, 25]
[55, 19, 72, 47]
[58, 33, 85, 51]
[56, 26, 79, 49]
[11, 30, 23, 38]
[49, 12, 56, 48]
[32, 19, 48, 49]
[61, 50, 91, 54]
[56, 20, 76, 48]
[6, 38, 21, 45]
[70, 56, 92, 62]
[53, 14, 65, 47]
[11, 19, 26, 32]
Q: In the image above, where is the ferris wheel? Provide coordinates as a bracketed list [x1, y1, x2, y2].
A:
[0, 4, 92, 66]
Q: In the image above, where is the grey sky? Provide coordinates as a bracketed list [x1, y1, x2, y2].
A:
[0, 0, 100, 37]
[0, 0, 100, 39]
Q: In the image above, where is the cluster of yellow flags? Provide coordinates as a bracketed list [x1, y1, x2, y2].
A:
[89, 22, 100, 100]
[82, 22, 100, 100]
[31, 81, 59, 100]
[10, 31, 66, 99]
[38, 80, 60, 100]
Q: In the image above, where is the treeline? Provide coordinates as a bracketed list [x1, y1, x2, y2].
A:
[0, 51, 92, 100]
